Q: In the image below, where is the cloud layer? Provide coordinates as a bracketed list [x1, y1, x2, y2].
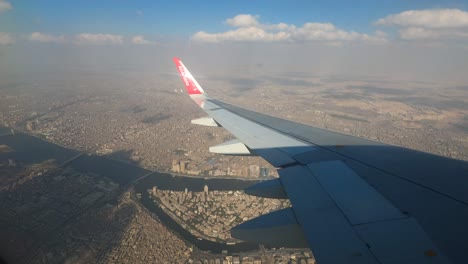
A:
[376, 9, 468, 40]
[376, 9, 468, 29]
[0, 32, 14, 45]
[131, 35, 151, 45]
[29, 32, 66, 43]
[16, 33, 155, 45]
[75, 33, 124, 45]
[193, 14, 386, 44]
[0, 0, 12, 14]
[2, 8, 468, 46]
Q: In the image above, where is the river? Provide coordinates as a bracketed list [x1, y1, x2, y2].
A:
[0, 127, 262, 253]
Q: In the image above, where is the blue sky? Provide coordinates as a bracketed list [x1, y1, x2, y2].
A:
[1, 1, 468, 83]
[2, 0, 468, 36]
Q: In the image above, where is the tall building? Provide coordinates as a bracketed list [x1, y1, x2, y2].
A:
[180, 161, 186, 173]
[172, 160, 180, 173]
[26, 121, 35, 131]
[204, 184, 209, 194]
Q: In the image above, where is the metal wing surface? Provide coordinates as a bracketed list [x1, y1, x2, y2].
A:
[173, 57, 468, 264]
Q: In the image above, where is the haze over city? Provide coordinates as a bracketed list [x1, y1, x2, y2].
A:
[0, 1, 467, 263]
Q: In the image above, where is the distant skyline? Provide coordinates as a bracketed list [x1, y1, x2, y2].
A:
[1, 1, 468, 45]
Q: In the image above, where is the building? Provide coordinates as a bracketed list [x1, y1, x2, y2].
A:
[260, 167, 270, 177]
[241, 167, 249, 177]
[26, 120, 35, 131]
[249, 165, 260, 177]
[172, 160, 180, 173]
[180, 161, 186, 173]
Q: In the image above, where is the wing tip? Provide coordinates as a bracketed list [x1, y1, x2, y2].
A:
[173, 57, 204, 95]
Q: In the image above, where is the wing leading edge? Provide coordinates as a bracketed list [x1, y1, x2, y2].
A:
[173, 57, 468, 264]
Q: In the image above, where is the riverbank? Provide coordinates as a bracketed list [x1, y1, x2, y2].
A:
[4, 126, 266, 183]
[0, 127, 262, 253]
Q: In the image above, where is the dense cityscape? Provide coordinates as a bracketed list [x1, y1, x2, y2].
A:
[1, 64, 466, 263]
[151, 185, 291, 242]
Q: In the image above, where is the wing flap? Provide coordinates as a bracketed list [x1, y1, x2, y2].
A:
[356, 218, 449, 264]
[280, 162, 449, 264]
[307, 160, 405, 225]
[279, 165, 379, 263]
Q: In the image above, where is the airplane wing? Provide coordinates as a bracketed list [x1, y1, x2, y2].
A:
[173, 57, 468, 264]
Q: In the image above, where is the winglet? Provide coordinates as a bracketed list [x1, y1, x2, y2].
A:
[173, 57, 205, 95]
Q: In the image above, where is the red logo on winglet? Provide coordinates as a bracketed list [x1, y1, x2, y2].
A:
[173, 57, 202, 95]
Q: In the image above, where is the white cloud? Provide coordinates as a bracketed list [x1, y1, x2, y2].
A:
[375, 8, 468, 41]
[226, 14, 260, 27]
[194, 27, 291, 43]
[0, 32, 14, 45]
[0, 0, 12, 14]
[294, 23, 366, 41]
[193, 14, 386, 44]
[131, 35, 151, 45]
[29, 32, 66, 43]
[376, 9, 468, 29]
[75, 33, 123, 45]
